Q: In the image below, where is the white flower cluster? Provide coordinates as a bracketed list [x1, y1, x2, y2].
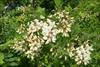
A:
[42, 20, 59, 44]
[25, 35, 44, 59]
[67, 40, 93, 65]
[12, 10, 74, 59]
[49, 10, 74, 37]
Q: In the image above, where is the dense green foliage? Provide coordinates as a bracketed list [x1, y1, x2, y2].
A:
[0, 0, 100, 67]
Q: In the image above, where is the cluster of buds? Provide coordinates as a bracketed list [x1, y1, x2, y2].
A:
[12, 10, 74, 60]
[12, 40, 25, 52]
[67, 40, 93, 65]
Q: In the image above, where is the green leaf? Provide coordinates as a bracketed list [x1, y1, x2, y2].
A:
[6, 57, 19, 62]
[54, 0, 62, 8]
[7, 53, 13, 58]
[45, 56, 48, 64]
[35, 7, 45, 16]
[0, 52, 4, 64]
[9, 62, 18, 66]
[65, 5, 72, 12]
[70, 64, 77, 67]
[0, 1, 4, 11]
[95, 40, 100, 45]
[47, 64, 51, 67]
[0, 40, 13, 50]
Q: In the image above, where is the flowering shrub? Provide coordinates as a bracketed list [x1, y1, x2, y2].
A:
[0, 0, 100, 67]
[12, 10, 74, 60]
[11, 9, 94, 66]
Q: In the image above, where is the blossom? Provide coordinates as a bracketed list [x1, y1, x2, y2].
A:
[27, 19, 43, 34]
[53, 10, 74, 37]
[42, 20, 59, 44]
[25, 35, 44, 59]
[40, 15, 45, 19]
[58, 23, 72, 37]
[67, 40, 93, 65]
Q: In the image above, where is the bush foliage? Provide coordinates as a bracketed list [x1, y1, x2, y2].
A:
[0, 0, 100, 67]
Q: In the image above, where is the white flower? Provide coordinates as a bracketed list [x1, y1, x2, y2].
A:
[27, 21, 37, 34]
[67, 40, 93, 65]
[59, 55, 62, 58]
[50, 48, 53, 52]
[77, 61, 82, 65]
[42, 20, 59, 44]
[27, 19, 44, 34]
[48, 15, 53, 18]
[42, 26, 58, 44]
[25, 35, 43, 59]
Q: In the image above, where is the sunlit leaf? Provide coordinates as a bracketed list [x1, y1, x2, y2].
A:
[0, 52, 4, 64]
